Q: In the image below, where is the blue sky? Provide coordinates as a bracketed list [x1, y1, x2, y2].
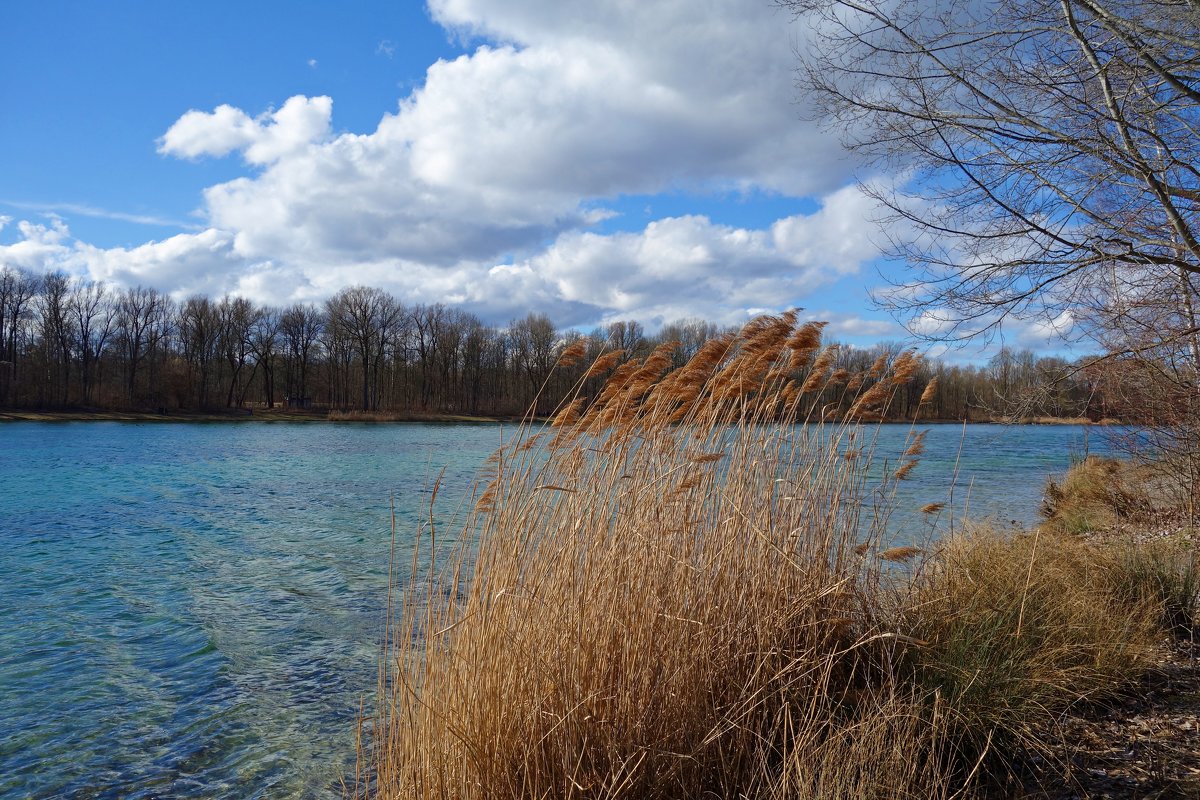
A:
[0, 0, 1065, 356]
[2, 2, 460, 244]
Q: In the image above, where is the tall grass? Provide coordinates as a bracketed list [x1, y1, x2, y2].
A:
[1040, 456, 1156, 534]
[354, 314, 1176, 799]
[898, 529, 1162, 772]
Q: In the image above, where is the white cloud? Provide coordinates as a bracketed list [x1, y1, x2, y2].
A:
[149, 0, 860, 277]
[158, 95, 333, 166]
[0, 183, 884, 328]
[1, 200, 199, 230]
[823, 315, 900, 338]
[458, 185, 884, 325]
[9, 1, 902, 333]
[0, 218, 72, 270]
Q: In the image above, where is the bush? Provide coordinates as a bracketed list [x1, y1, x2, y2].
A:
[1040, 456, 1155, 534]
[898, 529, 1162, 769]
[1107, 537, 1200, 634]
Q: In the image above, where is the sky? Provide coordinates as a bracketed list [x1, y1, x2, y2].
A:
[0, 0, 1068, 356]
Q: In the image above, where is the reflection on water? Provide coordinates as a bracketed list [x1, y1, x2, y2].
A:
[0, 421, 1109, 797]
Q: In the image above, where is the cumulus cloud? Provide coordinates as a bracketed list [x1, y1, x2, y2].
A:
[1, 182, 885, 329]
[467, 186, 882, 326]
[0, 217, 72, 270]
[158, 95, 333, 165]
[12, 0, 899, 332]
[152, 0, 861, 276]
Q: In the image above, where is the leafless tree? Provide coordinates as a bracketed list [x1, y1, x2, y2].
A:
[660, 318, 727, 367]
[249, 307, 282, 408]
[0, 266, 39, 404]
[179, 295, 222, 408]
[409, 303, 446, 410]
[217, 295, 260, 408]
[327, 286, 402, 410]
[115, 286, 169, 405]
[786, 0, 1200, 478]
[36, 271, 73, 406]
[280, 303, 324, 405]
[604, 320, 649, 360]
[509, 312, 559, 415]
[785, 0, 1200, 350]
[69, 278, 113, 406]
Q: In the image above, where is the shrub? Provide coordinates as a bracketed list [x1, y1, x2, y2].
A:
[898, 528, 1162, 770]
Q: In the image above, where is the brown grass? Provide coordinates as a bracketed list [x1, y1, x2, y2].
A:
[1040, 456, 1160, 535]
[898, 528, 1163, 772]
[353, 315, 1184, 799]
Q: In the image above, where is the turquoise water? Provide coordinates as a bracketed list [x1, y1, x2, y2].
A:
[0, 422, 1108, 798]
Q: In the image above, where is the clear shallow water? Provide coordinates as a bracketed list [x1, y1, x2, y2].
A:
[0, 422, 1110, 798]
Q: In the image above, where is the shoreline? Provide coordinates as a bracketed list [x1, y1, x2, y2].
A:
[0, 408, 525, 424]
[0, 409, 1120, 425]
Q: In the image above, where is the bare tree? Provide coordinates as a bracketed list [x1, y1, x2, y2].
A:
[327, 286, 402, 410]
[785, 0, 1200, 350]
[36, 271, 74, 406]
[786, 0, 1200, 481]
[115, 286, 168, 405]
[216, 296, 260, 408]
[509, 312, 558, 415]
[605, 320, 648, 360]
[68, 279, 114, 406]
[659, 317, 725, 367]
[179, 295, 222, 408]
[0, 266, 39, 404]
[249, 307, 282, 408]
[280, 303, 324, 405]
[409, 303, 446, 410]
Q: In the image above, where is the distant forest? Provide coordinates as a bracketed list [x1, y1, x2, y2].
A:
[0, 266, 1130, 421]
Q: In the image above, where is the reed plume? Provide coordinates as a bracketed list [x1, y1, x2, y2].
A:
[556, 338, 589, 367]
[584, 349, 625, 378]
[919, 377, 938, 406]
[356, 313, 1170, 800]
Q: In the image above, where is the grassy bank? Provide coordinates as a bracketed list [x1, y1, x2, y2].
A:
[355, 317, 1196, 798]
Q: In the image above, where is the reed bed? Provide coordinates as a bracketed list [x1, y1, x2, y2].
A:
[354, 313, 1177, 799]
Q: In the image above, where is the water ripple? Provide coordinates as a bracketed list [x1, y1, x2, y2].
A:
[0, 421, 1108, 797]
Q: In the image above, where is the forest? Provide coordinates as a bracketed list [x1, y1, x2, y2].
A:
[0, 264, 1135, 422]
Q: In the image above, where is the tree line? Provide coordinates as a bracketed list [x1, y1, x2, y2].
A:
[0, 265, 1127, 421]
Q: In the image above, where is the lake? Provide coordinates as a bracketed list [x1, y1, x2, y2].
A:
[0, 421, 1110, 798]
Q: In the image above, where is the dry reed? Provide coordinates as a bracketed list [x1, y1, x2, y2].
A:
[354, 316, 1177, 799]
[357, 315, 951, 799]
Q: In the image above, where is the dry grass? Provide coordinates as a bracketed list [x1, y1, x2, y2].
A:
[898, 528, 1163, 774]
[1106, 536, 1200, 635]
[1040, 456, 1164, 535]
[353, 314, 1184, 799]
[1041, 453, 1200, 539]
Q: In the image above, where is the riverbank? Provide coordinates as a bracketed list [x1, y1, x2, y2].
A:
[0, 408, 523, 423]
[0, 408, 1121, 425]
[1019, 456, 1200, 797]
